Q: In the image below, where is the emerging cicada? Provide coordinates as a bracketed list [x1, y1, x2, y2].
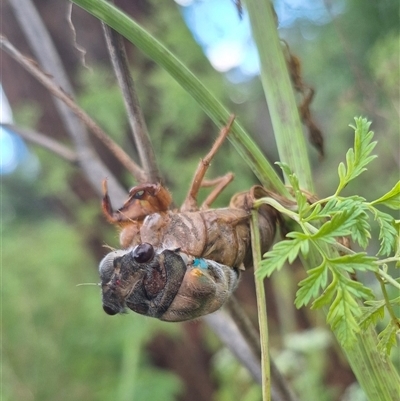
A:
[99, 117, 278, 321]
[99, 243, 239, 321]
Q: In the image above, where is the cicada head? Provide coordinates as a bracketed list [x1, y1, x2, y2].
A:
[99, 243, 186, 318]
[99, 244, 239, 322]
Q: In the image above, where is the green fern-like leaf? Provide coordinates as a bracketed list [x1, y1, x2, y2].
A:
[371, 181, 400, 210]
[258, 238, 303, 277]
[349, 211, 371, 249]
[346, 118, 377, 180]
[311, 279, 337, 309]
[336, 118, 377, 194]
[325, 272, 374, 348]
[377, 322, 399, 356]
[372, 208, 398, 256]
[312, 208, 358, 239]
[295, 260, 328, 308]
[359, 300, 386, 330]
[327, 253, 378, 273]
[326, 284, 361, 348]
[341, 276, 375, 300]
[303, 203, 326, 222]
[276, 162, 297, 189]
[276, 162, 309, 216]
[322, 197, 366, 214]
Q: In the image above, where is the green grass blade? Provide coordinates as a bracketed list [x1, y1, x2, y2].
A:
[245, 0, 313, 191]
[71, 0, 288, 195]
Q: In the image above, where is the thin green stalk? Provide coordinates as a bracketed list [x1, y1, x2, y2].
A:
[376, 274, 400, 327]
[377, 257, 400, 265]
[377, 270, 400, 290]
[251, 211, 271, 401]
[71, 0, 289, 196]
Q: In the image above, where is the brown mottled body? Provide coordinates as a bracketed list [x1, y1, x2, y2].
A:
[103, 183, 277, 269]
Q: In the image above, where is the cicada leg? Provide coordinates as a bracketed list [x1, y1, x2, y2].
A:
[102, 179, 172, 224]
[199, 173, 234, 210]
[181, 114, 236, 212]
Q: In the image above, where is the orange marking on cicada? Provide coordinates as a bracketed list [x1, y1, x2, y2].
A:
[191, 269, 203, 277]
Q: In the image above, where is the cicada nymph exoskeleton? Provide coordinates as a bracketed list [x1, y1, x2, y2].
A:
[99, 116, 278, 321]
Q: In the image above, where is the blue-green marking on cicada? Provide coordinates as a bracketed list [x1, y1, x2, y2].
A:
[192, 258, 208, 269]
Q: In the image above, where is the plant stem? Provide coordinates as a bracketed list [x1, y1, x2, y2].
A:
[251, 211, 271, 401]
[376, 257, 400, 265]
[101, 17, 161, 183]
[377, 270, 400, 290]
[376, 273, 400, 326]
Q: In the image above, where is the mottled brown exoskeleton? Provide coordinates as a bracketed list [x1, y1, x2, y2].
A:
[99, 116, 278, 321]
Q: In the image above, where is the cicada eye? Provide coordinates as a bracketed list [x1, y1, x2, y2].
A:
[103, 305, 119, 315]
[133, 190, 145, 199]
[133, 243, 154, 263]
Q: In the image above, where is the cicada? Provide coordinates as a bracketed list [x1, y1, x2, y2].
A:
[99, 244, 239, 321]
[99, 117, 278, 321]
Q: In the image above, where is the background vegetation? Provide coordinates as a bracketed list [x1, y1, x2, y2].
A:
[2, 1, 399, 400]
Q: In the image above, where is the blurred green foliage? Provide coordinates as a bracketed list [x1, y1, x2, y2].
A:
[3, 218, 182, 401]
[3, 0, 399, 400]
[211, 349, 261, 401]
[286, 1, 399, 202]
[78, 68, 128, 142]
